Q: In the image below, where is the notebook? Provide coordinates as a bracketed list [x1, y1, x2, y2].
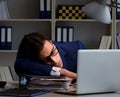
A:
[0, 88, 51, 97]
[55, 49, 120, 95]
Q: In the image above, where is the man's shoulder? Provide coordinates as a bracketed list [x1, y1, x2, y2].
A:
[53, 41, 86, 49]
[53, 40, 80, 45]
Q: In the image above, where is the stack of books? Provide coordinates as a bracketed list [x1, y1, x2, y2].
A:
[25, 76, 72, 90]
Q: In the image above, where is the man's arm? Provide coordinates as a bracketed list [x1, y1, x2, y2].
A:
[60, 68, 77, 79]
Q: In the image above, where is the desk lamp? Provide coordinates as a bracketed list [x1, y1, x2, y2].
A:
[82, 0, 120, 24]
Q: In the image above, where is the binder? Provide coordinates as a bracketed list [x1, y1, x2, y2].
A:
[68, 27, 74, 42]
[0, 26, 12, 50]
[40, 0, 44, 11]
[39, 0, 46, 19]
[46, 0, 51, 18]
[62, 27, 67, 42]
[39, 0, 51, 19]
[116, 0, 120, 19]
[55, 26, 74, 42]
[56, 27, 62, 42]
[6, 26, 12, 50]
[0, 26, 6, 49]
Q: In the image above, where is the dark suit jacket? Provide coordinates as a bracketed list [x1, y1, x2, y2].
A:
[14, 41, 86, 76]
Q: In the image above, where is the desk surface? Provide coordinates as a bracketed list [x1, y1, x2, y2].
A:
[1, 88, 120, 97]
[1, 83, 120, 97]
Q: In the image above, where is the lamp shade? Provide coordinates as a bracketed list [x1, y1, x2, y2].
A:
[82, 1, 111, 24]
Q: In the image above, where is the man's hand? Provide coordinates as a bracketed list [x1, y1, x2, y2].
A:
[60, 68, 77, 79]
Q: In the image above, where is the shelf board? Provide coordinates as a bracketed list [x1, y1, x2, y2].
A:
[116, 20, 120, 23]
[0, 19, 52, 22]
[0, 50, 17, 53]
[55, 19, 96, 22]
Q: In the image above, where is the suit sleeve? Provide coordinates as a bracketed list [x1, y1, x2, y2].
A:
[14, 58, 53, 76]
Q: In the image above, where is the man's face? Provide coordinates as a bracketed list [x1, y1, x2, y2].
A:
[39, 40, 63, 68]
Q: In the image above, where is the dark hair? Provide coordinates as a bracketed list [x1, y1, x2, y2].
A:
[17, 32, 46, 61]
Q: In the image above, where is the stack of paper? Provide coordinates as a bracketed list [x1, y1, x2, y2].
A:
[99, 35, 112, 49]
[26, 76, 72, 90]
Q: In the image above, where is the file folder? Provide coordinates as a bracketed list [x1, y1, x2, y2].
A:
[0, 27, 6, 49]
[39, 0, 46, 19]
[39, 0, 51, 19]
[116, 0, 120, 19]
[0, 88, 51, 97]
[0, 26, 12, 50]
[62, 27, 67, 42]
[56, 27, 62, 42]
[46, 0, 51, 19]
[55, 26, 74, 42]
[6, 26, 12, 50]
[68, 27, 74, 42]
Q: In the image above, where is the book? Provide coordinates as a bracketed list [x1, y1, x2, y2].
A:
[106, 36, 112, 49]
[99, 36, 108, 49]
[0, 66, 6, 81]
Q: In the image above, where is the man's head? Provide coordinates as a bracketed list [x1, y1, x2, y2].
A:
[18, 32, 45, 61]
[18, 32, 63, 67]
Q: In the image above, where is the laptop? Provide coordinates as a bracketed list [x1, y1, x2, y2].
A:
[55, 49, 120, 95]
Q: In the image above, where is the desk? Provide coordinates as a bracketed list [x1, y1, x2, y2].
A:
[1, 88, 120, 97]
[36, 92, 120, 97]
[0, 92, 120, 97]
[1, 83, 120, 97]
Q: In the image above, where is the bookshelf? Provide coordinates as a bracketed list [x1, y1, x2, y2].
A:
[54, 0, 112, 49]
[0, 0, 117, 80]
